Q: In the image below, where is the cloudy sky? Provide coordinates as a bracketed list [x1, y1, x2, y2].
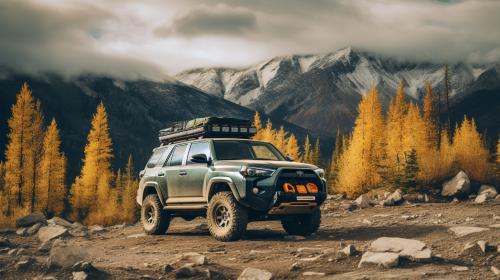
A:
[1, 0, 499, 80]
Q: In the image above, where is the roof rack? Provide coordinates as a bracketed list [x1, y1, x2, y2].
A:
[159, 117, 256, 145]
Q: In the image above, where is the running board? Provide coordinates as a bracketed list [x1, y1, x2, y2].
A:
[164, 203, 207, 210]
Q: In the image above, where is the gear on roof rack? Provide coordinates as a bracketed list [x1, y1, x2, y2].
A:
[159, 117, 256, 145]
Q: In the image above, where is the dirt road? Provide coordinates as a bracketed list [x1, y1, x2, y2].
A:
[1, 200, 499, 279]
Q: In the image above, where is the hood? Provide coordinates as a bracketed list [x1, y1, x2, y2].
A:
[214, 159, 318, 170]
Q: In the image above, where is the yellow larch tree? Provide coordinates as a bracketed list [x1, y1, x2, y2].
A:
[4, 83, 44, 215]
[252, 112, 263, 140]
[312, 138, 321, 166]
[302, 135, 312, 163]
[121, 155, 139, 223]
[284, 134, 301, 160]
[260, 119, 275, 143]
[336, 86, 385, 197]
[275, 126, 287, 154]
[452, 117, 491, 182]
[423, 83, 438, 148]
[36, 118, 66, 217]
[70, 102, 115, 224]
[385, 80, 408, 174]
[497, 135, 500, 178]
[436, 130, 455, 180]
[327, 131, 343, 193]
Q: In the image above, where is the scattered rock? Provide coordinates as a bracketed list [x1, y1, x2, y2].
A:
[175, 264, 199, 278]
[238, 267, 273, 280]
[369, 237, 432, 261]
[452, 266, 469, 272]
[284, 235, 306, 241]
[289, 262, 300, 271]
[207, 245, 225, 253]
[0, 248, 9, 254]
[15, 258, 33, 271]
[88, 225, 104, 234]
[177, 252, 207, 266]
[340, 201, 356, 211]
[383, 189, 403, 206]
[38, 240, 52, 253]
[38, 225, 68, 243]
[298, 255, 322, 263]
[163, 264, 174, 273]
[72, 271, 88, 280]
[127, 233, 146, 238]
[362, 219, 372, 225]
[449, 226, 489, 237]
[48, 217, 73, 228]
[16, 227, 27, 236]
[441, 171, 470, 197]
[355, 194, 371, 208]
[27, 223, 43, 235]
[16, 212, 47, 228]
[69, 227, 88, 238]
[16, 248, 25, 256]
[0, 237, 12, 247]
[340, 244, 357, 256]
[478, 185, 498, 198]
[48, 240, 89, 268]
[8, 248, 18, 256]
[491, 266, 500, 276]
[476, 240, 487, 253]
[489, 224, 500, 228]
[302, 271, 326, 276]
[474, 193, 488, 204]
[358, 252, 399, 268]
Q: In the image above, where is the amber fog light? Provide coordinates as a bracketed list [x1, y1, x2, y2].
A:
[306, 183, 318, 193]
[296, 184, 307, 194]
[283, 182, 296, 193]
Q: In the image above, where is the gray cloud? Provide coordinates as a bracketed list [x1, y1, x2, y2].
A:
[0, 0, 165, 80]
[156, 4, 257, 37]
[0, 0, 499, 77]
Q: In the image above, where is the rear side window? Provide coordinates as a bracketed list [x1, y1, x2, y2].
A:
[187, 142, 210, 165]
[146, 148, 167, 168]
[166, 144, 188, 166]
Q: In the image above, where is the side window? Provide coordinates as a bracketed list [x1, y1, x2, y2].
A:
[166, 144, 188, 166]
[187, 142, 210, 165]
[146, 148, 166, 168]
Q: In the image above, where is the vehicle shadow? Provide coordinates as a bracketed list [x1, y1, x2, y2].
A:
[242, 224, 447, 242]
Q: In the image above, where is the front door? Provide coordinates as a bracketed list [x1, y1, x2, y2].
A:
[164, 143, 189, 198]
[180, 141, 211, 197]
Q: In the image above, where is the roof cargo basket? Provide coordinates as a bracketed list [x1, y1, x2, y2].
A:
[159, 117, 256, 145]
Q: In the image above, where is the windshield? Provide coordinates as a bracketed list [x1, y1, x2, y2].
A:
[213, 140, 285, 161]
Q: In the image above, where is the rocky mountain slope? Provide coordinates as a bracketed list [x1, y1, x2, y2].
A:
[176, 48, 500, 138]
[0, 71, 257, 179]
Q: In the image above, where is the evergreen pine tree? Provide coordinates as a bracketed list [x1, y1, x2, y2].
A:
[401, 149, 419, 191]
[327, 131, 342, 193]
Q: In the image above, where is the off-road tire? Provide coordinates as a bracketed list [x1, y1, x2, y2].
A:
[207, 191, 248, 241]
[141, 194, 170, 235]
[281, 208, 321, 236]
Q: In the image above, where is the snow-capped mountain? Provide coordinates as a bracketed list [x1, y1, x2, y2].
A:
[176, 47, 499, 137]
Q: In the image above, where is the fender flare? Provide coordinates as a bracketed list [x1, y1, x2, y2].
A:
[205, 177, 241, 202]
[140, 182, 166, 206]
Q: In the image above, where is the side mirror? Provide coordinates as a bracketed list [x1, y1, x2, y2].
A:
[139, 170, 145, 178]
[190, 153, 209, 163]
[285, 155, 294, 161]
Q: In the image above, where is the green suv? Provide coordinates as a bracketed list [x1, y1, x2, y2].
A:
[136, 118, 327, 241]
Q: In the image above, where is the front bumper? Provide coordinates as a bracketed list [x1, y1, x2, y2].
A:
[238, 168, 327, 213]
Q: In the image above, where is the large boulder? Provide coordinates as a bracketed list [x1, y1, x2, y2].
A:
[38, 225, 68, 243]
[441, 171, 470, 197]
[48, 240, 90, 268]
[47, 217, 73, 228]
[238, 268, 273, 280]
[26, 223, 43, 236]
[16, 212, 47, 228]
[369, 237, 432, 261]
[358, 252, 399, 268]
[383, 189, 403, 206]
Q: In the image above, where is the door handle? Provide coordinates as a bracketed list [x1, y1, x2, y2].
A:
[178, 170, 187, 176]
[157, 172, 165, 177]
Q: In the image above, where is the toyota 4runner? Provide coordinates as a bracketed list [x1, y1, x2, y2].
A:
[136, 117, 327, 241]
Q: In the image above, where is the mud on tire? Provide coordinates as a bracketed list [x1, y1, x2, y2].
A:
[141, 194, 170, 235]
[207, 191, 248, 241]
[281, 207, 321, 236]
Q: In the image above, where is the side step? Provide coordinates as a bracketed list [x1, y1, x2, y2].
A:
[164, 203, 207, 210]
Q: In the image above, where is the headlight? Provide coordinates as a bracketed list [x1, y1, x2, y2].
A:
[314, 168, 325, 179]
[240, 166, 276, 177]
